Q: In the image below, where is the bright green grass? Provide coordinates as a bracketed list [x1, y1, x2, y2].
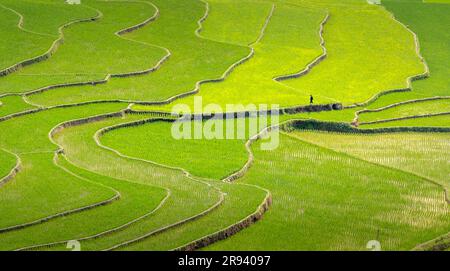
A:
[0, 153, 115, 229]
[201, 0, 272, 46]
[118, 181, 266, 251]
[207, 132, 449, 250]
[0, 154, 165, 251]
[99, 110, 362, 181]
[0, 5, 49, 71]
[100, 119, 248, 180]
[281, 0, 424, 106]
[424, 0, 450, 3]
[133, 0, 423, 113]
[295, 107, 358, 123]
[0, 0, 96, 71]
[100, 114, 308, 180]
[366, 0, 450, 108]
[0, 103, 125, 152]
[136, 1, 327, 113]
[0, 0, 165, 95]
[28, 0, 250, 106]
[86, 116, 270, 251]
[361, 114, 450, 128]
[0, 149, 16, 181]
[1, 0, 447, 251]
[290, 131, 450, 189]
[0, 0, 96, 36]
[47, 115, 224, 250]
[100, 115, 448, 250]
[41, 114, 269, 251]
[0, 103, 126, 228]
[44, 179, 267, 251]
[0, 96, 35, 118]
[359, 99, 450, 123]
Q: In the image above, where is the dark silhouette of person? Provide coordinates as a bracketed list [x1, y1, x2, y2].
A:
[310, 95, 314, 105]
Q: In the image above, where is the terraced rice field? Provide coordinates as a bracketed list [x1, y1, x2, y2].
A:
[0, 0, 448, 252]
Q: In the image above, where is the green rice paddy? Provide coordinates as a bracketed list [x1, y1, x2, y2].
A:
[0, 0, 448, 251]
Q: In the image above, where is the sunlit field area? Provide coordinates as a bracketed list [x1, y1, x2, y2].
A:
[0, 0, 448, 252]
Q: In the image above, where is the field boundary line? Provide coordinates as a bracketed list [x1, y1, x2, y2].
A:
[94, 118, 226, 251]
[1, 2, 289, 114]
[194, 0, 255, 48]
[2, 1, 275, 109]
[0, 4, 102, 77]
[352, 96, 450, 125]
[0, 3, 56, 37]
[51, 112, 220, 189]
[412, 231, 450, 251]
[0, 154, 120, 235]
[358, 111, 450, 126]
[121, 2, 276, 107]
[14, 112, 178, 251]
[0, 2, 275, 108]
[0, 1, 171, 98]
[284, 118, 450, 135]
[0, 96, 342, 123]
[95, 116, 272, 251]
[95, 117, 218, 184]
[16, 156, 171, 251]
[271, 11, 340, 103]
[41, 113, 225, 251]
[282, 119, 449, 204]
[173, 190, 272, 251]
[0, 111, 131, 236]
[174, 119, 289, 250]
[283, 128, 450, 251]
[105, 192, 224, 251]
[273, 13, 329, 81]
[175, 119, 450, 250]
[345, 5, 430, 109]
[195, 0, 210, 39]
[113, 0, 160, 35]
[249, 3, 275, 46]
[11, 102, 445, 250]
[0, 100, 131, 123]
[219, 117, 320, 183]
[100, 0, 171, 79]
[221, 123, 279, 183]
[0, 148, 22, 188]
